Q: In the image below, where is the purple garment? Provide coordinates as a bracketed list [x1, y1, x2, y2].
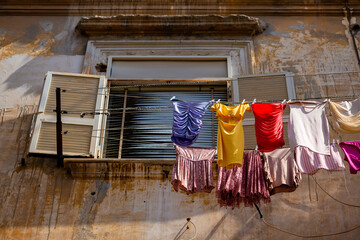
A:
[171, 145, 216, 194]
[171, 100, 212, 147]
[339, 141, 360, 174]
[216, 151, 270, 208]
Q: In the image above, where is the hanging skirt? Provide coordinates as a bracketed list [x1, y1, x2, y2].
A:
[216, 150, 270, 208]
[171, 145, 217, 194]
[263, 148, 302, 195]
[295, 144, 345, 175]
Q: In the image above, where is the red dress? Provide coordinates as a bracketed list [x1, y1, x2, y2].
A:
[252, 103, 286, 152]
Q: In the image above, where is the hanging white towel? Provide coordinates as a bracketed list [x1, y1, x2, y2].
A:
[288, 101, 330, 155]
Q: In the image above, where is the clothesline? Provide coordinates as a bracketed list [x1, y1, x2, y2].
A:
[261, 218, 360, 238]
[255, 176, 360, 237]
[59, 95, 359, 116]
[312, 176, 360, 208]
[59, 70, 360, 92]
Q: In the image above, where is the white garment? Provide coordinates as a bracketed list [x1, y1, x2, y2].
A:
[288, 101, 330, 155]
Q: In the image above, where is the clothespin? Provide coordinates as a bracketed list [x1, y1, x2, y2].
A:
[282, 99, 286, 103]
[332, 139, 335, 145]
[287, 99, 292, 103]
[255, 145, 258, 151]
[337, 139, 340, 144]
[170, 96, 177, 101]
[241, 99, 246, 104]
[216, 99, 221, 103]
[252, 98, 256, 104]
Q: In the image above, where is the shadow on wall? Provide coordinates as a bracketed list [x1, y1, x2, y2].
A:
[2, 55, 84, 98]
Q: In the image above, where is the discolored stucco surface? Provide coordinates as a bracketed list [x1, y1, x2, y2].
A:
[0, 106, 359, 239]
[0, 10, 360, 240]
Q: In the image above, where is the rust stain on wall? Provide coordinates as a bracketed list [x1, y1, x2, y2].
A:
[0, 11, 360, 239]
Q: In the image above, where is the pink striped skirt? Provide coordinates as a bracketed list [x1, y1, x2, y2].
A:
[295, 144, 345, 175]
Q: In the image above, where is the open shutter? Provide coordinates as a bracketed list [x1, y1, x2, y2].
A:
[237, 73, 296, 150]
[29, 72, 107, 158]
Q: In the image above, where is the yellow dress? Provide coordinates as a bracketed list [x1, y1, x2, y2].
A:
[211, 102, 251, 169]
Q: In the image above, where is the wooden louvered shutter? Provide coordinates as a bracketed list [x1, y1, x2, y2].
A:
[29, 72, 107, 157]
[237, 73, 296, 150]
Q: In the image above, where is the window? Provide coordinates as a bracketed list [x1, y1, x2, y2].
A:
[29, 70, 296, 159]
[105, 56, 230, 159]
[29, 57, 232, 159]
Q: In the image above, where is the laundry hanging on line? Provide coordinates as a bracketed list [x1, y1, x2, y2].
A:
[210, 102, 251, 169]
[328, 98, 360, 133]
[168, 97, 359, 209]
[339, 141, 360, 174]
[287, 100, 331, 155]
[170, 98, 213, 147]
[263, 148, 302, 195]
[171, 145, 216, 194]
[295, 144, 345, 175]
[252, 102, 286, 152]
[216, 150, 270, 208]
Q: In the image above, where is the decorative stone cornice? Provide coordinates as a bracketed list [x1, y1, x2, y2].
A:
[76, 14, 266, 37]
[0, 2, 359, 16]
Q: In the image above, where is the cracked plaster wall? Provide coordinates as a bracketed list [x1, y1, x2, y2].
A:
[253, 16, 360, 99]
[0, 14, 360, 240]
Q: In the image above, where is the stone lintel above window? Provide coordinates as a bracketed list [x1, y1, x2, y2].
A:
[76, 14, 266, 37]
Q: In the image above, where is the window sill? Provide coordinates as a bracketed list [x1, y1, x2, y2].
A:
[64, 158, 218, 179]
[65, 158, 176, 165]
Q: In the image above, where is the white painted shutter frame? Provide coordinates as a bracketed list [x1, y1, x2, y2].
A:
[29, 71, 107, 157]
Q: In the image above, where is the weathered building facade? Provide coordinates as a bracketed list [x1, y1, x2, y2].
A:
[0, 1, 360, 239]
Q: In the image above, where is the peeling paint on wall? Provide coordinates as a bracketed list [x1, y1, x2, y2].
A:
[254, 17, 356, 75]
[0, 11, 360, 240]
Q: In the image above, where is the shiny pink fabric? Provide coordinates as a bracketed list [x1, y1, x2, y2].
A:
[216, 151, 270, 208]
[339, 141, 360, 174]
[171, 145, 216, 194]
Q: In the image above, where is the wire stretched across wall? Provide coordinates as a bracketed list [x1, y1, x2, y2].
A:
[60, 70, 360, 92]
[37, 70, 359, 158]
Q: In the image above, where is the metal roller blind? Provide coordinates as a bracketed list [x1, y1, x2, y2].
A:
[104, 85, 227, 158]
